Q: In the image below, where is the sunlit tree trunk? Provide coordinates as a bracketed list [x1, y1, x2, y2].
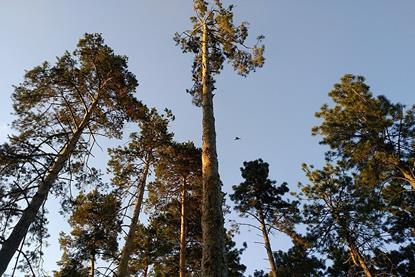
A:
[348, 240, 373, 277]
[259, 212, 278, 277]
[200, 21, 228, 276]
[179, 177, 187, 277]
[0, 96, 100, 276]
[89, 254, 95, 277]
[400, 168, 415, 190]
[117, 159, 151, 277]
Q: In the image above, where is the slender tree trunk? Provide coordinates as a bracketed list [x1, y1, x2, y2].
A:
[259, 213, 278, 277]
[0, 96, 100, 275]
[117, 159, 151, 277]
[89, 254, 95, 277]
[180, 177, 187, 277]
[200, 21, 228, 277]
[143, 260, 149, 277]
[348, 241, 373, 277]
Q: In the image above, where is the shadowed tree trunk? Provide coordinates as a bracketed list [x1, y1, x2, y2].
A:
[201, 21, 228, 276]
[259, 212, 278, 277]
[144, 262, 149, 277]
[117, 160, 151, 277]
[0, 96, 100, 275]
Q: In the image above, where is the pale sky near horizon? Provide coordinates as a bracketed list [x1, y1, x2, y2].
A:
[1, 0, 415, 275]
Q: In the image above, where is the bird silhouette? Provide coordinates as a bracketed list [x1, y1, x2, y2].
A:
[234, 137, 241, 140]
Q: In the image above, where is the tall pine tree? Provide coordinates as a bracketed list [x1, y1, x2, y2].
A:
[0, 33, 144, 274]
[108, 108, 173, 277]
[175, 1, 264, 274]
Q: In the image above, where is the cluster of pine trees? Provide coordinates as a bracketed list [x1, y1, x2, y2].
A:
[0, 0, 414, 276]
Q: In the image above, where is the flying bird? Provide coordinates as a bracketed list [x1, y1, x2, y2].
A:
[234, 137, 241, 141]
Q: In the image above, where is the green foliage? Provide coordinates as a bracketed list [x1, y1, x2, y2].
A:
[373, 243, 415, 275]
[143, 185, 246, 276]
[0, 33, 144, 274]
[273, 245, 326, 277]
[128, 220, 175, 276]
[231, 159, 300, 277]
[147, 141, 202, 212]
[174, 0, 265, 105]
[56, 190, 121, 267]
[313, 74, 415, 190]
[300, 163, 387, 274]
[224, 232, 247, 277]
[325, 248, 356, 276]
[231, 159, 299, 236]
[231, 159, 290, 216]
[54, 251, 89, 277]
[108, 108, 173, 191]
[250, 270, 268, 277]
[311, 74, 415, 268]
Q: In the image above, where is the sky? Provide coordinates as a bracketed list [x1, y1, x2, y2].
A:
[1, 0, 415, 275]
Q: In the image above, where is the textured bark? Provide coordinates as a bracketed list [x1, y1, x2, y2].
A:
[259, 213, 278, 277]
[200, 22, 228, 276]
[0, 97, 100, 276]
[349, 241, 373, 277]
[117, 160, 151, 277]
[179, 177, 187, 277]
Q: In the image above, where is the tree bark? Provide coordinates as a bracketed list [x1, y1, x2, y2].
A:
[200, 21, 228, 277]
[144, 263, 148, 277]
[0, 96, 100, 276]
[89, 254, 95, 277]
[180, 177, 187, 277]
[400, 168, 415, 190]
[259, 213, 278, 277]
[348, 241, 373, 277]
[117, 159, 151, 277]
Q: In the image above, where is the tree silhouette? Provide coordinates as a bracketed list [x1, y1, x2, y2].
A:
[230, 159, 299, 277]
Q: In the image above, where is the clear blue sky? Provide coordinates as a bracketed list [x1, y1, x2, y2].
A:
[1, 0, 415, 275]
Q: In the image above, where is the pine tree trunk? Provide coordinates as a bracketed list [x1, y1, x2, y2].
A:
[400, 168, 415, 190]
[259, 213, 278, 277]
[117, 159, 151, 277]
[200, 21, 228, 277]
[0, 96, 100, 275]
[89, 254, 95, 277]
[180, 177, 187, 277]
[144, 263, 149, 277]
[348, 242, 373, 277]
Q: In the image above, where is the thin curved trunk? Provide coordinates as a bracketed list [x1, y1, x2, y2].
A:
[200, 21, 228, 276]
[117, 160, 151, 277]
[0, 96, 100, 275]
[259, 212, 278, 277]
[180, 177, 187, 277]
